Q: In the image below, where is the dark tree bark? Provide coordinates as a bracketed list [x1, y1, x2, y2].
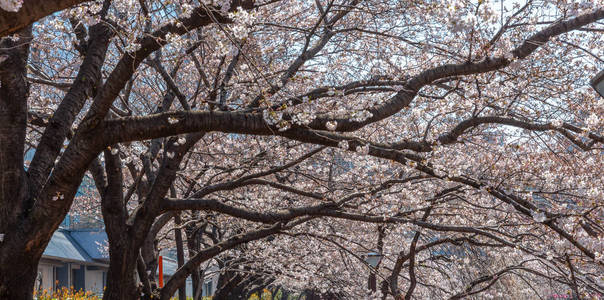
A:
[0, 0, 90, 37]
[101, 148, 141, 300]
[0, 26, 37, 299]
[104, 243, 141, 300]
[0, 3, 601, 300]
[212, 255, 275, 300]
[213, 259, 248, 300]
[142, 212, 174, 288]
[0, 17, 114, 299]
[185, 218, 205, 300]
[160, 223, 284, 299]
[101, 134, 202, 300]
[174, 213, 187, 300]
[88, 4, 252, 298]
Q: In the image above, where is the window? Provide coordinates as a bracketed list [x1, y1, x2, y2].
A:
[203, 281, 213, 296]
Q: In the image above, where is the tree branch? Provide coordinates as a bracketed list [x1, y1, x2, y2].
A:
[0, 0, 89, 37]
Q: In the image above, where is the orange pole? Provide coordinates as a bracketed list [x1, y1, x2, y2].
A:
[158, 255, 164, 288]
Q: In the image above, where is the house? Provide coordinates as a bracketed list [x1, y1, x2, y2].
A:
[37, 228, 109, 294]
[27, 149, 211, 297]
[37, 228, 200, 297]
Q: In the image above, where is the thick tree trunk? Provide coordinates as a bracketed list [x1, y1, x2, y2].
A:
[101, 148, 141, 300]
[174, 214, 186, 300]
[103, 243, 141, 300]
[186, 218, 203, 300]
[213, 259, 248, 300]
[0, 26, 39, 300]
[0, 21, 114, 300]
[0, 238, 43, 299]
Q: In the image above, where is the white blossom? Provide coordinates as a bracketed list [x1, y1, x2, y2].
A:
[546, 251, 554, 260]
[124, 42, 141, 53]
[180, 3, 194, 18]
[231, 25, 250, 39]
[0, 0, 23, 12]
[228, 6, 256, 39]
[165, 32, 186, 48]
[52, 192, 65, 202]
[586, 113, 599, 129]
[356, 144, 369, 155]
[275, 120, 290, 131]
[350, 110, 373, 122]
[325, 121, 337, 131]
[531, 211, 546, 223]
[292, 112, 314, 126]
[263, 109, 283, 125]
[338, 140, 349, 150]
[551, 119, 563, 128]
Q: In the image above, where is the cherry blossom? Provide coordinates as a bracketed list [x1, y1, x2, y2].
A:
[0, 0, 22, 12]
[0, 1, 603, 300]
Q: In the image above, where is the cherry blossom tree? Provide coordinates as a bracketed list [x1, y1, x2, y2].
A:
[0, 0, 603, 299]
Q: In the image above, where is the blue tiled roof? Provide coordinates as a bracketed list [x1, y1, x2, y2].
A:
[43, 229, 94, 263]
[69, 230, 109, 261]
[44, 229, 179, 276]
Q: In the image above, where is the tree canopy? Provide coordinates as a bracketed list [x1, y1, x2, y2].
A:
[0, 0, 603, 299]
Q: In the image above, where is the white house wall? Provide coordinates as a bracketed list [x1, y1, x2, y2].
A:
[37, 264, 54, 292]
[85, 269, 105, 294]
